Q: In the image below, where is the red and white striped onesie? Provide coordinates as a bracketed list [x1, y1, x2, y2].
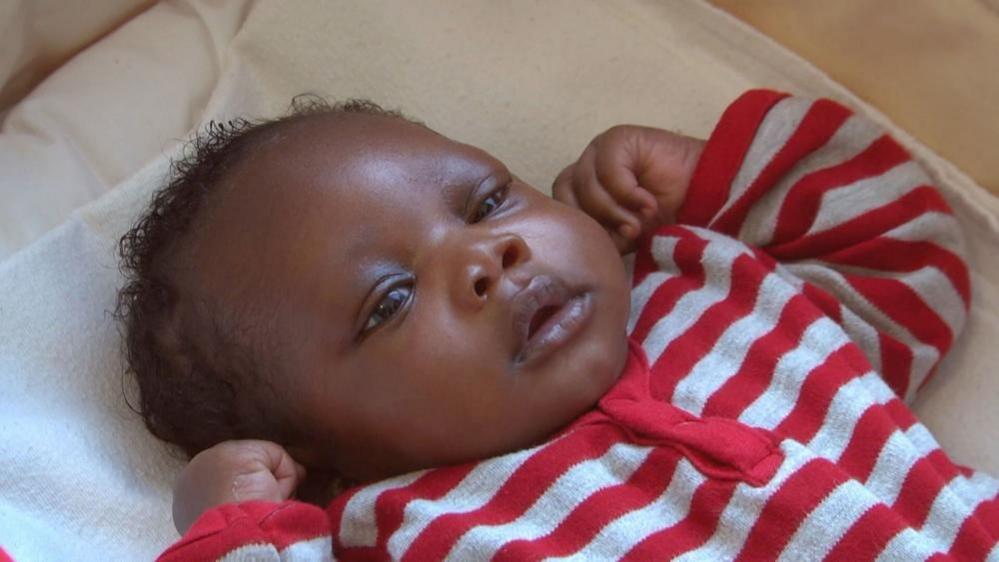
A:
[158, 90, 997, 561]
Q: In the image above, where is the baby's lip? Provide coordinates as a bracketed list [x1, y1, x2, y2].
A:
[510, 275, 588, 363]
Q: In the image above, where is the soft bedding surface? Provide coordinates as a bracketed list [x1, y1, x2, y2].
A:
[1, 1, 997, 560]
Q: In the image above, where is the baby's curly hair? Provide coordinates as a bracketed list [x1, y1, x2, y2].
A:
[116, 96, 410, 460]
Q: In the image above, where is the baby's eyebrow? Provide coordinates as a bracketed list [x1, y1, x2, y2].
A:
[344, 223, 382, 263]
[441, 177, 475, 213]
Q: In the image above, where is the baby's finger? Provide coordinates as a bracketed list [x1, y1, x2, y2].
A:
[593, 140, 658, 216]
[607, 226, 637, 255]
[573, 158, 641, 236]
[551, 164, 580, 209]
[274, 455, 306, 500]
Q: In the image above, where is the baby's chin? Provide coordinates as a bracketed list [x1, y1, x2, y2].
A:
[546, 327, 630, 429]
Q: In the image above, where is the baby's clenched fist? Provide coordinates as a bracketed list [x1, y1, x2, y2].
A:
[172, 439, 306, 535]
[553, 125, 704, 254]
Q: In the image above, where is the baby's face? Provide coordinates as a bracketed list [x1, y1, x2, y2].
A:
[190, 113, 630, 481]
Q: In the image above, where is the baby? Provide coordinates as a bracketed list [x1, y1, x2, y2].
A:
[120, 91, 998, 560]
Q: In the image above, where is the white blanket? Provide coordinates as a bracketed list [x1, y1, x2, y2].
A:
[1, 1, 997, 560]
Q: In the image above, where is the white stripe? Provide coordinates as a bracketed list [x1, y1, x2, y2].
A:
[715, 97, 814, 223]
[338, 470, 426, 547]
[778, 479, 879, 562]
[218, 543, 281, 561]
[770, 261, 806, 292]
[650, 234, 681, 271]
[639, 231, 752, 366]
[901, 266, 966, 344]
[386, 446, 537, 559]
[673, 269, 799, 416]
[739, 316, 850, 429]
[216, 536, 336, 561]
[805, 160, 929, 235]
[443, 443, 653, 561]
[904, 423, 939, 459]
[840, 305, 883, 374]
[874, 528, 939, 562]
[546, 458, 706, 561]
[883, 211, 965, 256]
[675, 440, 813, 562]
[782, 262, 940, 403]
[280, 536, 335, 561]
[627, 236, 680, 335]
[738, 113, 885, 247]
[854, 423, 937, 508]
[808, 372, 891, 462]
[628, 270, 672, 336]
[948, 469, 999, 507]
[865, 429, 923, 506]
[921, 471, 999, 553]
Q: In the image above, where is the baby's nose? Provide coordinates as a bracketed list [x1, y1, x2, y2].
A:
[453, 233, 529, 310]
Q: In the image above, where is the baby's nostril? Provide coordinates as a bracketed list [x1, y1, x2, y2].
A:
[502, 245, 518, 269]
[474, 277, 489, 297]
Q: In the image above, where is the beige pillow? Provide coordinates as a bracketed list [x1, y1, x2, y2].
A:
[0, 0, 153, 112]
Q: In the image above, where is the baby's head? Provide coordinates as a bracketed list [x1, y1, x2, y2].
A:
[118, 98, 630, 484]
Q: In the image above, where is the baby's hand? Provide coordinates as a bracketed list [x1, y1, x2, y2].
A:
[172, 439, 306, 535]
[553, 125, 704, 254]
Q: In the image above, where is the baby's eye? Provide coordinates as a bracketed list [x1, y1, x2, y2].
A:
[471, 185, 509, 223]
[363, 285, 412, 333]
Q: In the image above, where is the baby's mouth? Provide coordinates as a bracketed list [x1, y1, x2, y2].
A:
[511, 275, 593, 367]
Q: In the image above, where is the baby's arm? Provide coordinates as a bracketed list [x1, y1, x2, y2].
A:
[159, 440, 334, 561]
[555, 90, 969, 402]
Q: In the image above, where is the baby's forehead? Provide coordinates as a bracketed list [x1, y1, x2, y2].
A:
[198, 110, 505, 260]
[242, 112, 491, 187]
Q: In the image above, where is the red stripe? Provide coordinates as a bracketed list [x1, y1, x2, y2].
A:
[882, 398, 919, 432]
[647, 254, 770, 402]
[824, 237, 970, 309]
[713, 98, 853, 236]
[623, 480, 740, 560]
[680, 89, 789, 227]
[845, 274, 953, 357]
[328, 464, 476, 558]
[771, 135, 911, 245]
[631, 232, 659, 287]
[735, 459, 848, 561]
[630, 231, 708, 343]
[824, 503, 909, 562]
[768, 185, 952, 260]
[891, 450, 955, 529]
[775, 344, 871, 444]
[326, 488, 360, 552]
[375, 465, 476, 552]
[803, 281, 843, 323]
[493, 448, 682, 561]
[701, 293, 822, 419]
[401, 426, 620, 561]
[836, 405, 898, 482]
[878, 333, 914, 398]
[924, 448, 964, 487]
[948, 493, 999, 560]
[977, 487, 999, 537]
[159, 502, 330, 562]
